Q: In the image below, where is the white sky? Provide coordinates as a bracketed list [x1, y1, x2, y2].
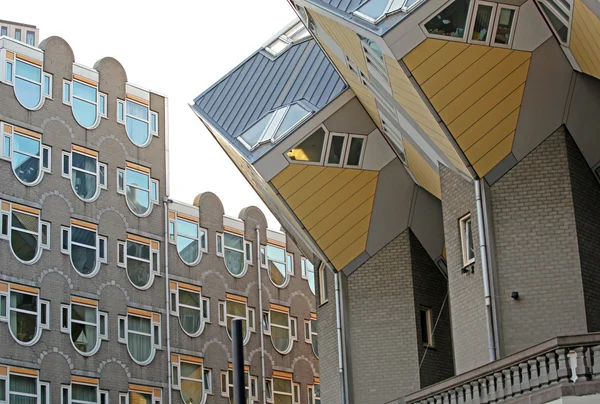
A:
[3, 0, 296, 228]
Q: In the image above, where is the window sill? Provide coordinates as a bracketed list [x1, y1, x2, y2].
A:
[461, 262, 475, 274]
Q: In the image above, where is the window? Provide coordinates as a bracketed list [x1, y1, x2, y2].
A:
[117, 97, 158, 147]
[60, 298, 107, 356]
[168, 213, 207, 266]
[491, 5, 519, 47]
[169, 282, 208, 337]
[305, 315, 318, 358]
[308, 382, 321, 404]
[423, 0, 472, 39]
[26, 31, 35, 46]
[358, 35, 389, 88]
[172, 355, 208, 404]
[14, 29, 21, 41]
[0, 366, 49, 404]
[120, 385, 162, 404]
[380, 115, 407, 164]
[117, 163, 159, 217]
[7, 55, 51, 110]
[118, 310, 161, 365]
[63, 76, 107, 129]
[325, 133, 347, 167]
[61, 220, 107, 277]
[286, 126, 327, 164]
[218, 295, 253, 345]
[220, 367, 257, 403]
[420, 307, 435, 347]
[61, 377, 108, 404]
[270, 373, 294, 404]
[0, 201, 49, 264]
[62, 146, 107, 202]
[468, 1, 497, 45]
[1, 123, 51, 186]
[537, 0, 570, 44]
[0, 283, 48, 346]
[267, 306, 296, 355]
[265, 21, 311, 57]
[216, 231, 251, 277]
[0, 27, 7, 36]
[238, 103, 311, 151]
[301, 258, 316, 295]
[318, 264, 328, 305]
[354, 0, 425, 23]
[118, 234, 160, 290]
[266, 244, 294, 288]
[459, 214, 475, 266]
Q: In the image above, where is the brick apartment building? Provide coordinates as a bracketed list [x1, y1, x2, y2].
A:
[192, 2, 600, 403]
[0, 27, 319, 404]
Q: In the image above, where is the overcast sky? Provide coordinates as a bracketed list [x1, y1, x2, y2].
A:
[4, 0, 296, 228]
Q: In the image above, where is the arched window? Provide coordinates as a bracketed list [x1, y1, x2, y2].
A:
[263, 244, 294, 288]
[61, 220, 107, 277]
[1, 123, 50, 186]
[1, 201, 50, 265]
[220, 366, 258, 403]
[61, 376, 109, 404]
[168, 212, 207, 266]
[265, 372, 298, 404]
[172, 355, 211, 404]
[120, 385, 162, 404]
[0, 366, 49, 404]
[2, 52, 52, 110]
[264, 305, 297, 355]
[0, 283, 49, 346]
[301, 257, 316, 295]
[63, 75, 107, 129]
[61, 146, 107, 202]
[60, 298, 107, 356]
[117, 234, 160, 290]
[216, 231, 252, 277]
[118, 309, 161, 366]
[305, 315, 318, 358]
[117, 163, 159, 217]
[116, 96, 158, 147]
[218, 294, 254, 345]
[169, 282, 209, 337]
[308, 381, 321, 404]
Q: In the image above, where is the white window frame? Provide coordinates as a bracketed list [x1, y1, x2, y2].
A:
[216, 231, 252, 278]
[1, 122, 51, 186]
[420, 0, 477, 43]
[308, 383, 321, 403]
[293, 383, 300, 404]
[1, 368, 49, 404]
[318, 264, 328, 306]
[358, 35, 390, 89]
[269, 308, 294, 355]
[285, 124, 329, 166]
[62, 148, 107, 202]
[60, 300, 107, 356]
[324, 132, 348, 168]
[266, 244, 293, 288]
[490, 4, 519, 48]
[117, 236, 160, 290]
[379, 113, 407, 165]
[117, 97, 159, 148]
[420, 306, 435, 348]
[536, 0, 571, 45]
[8, 56, 50, 110]
[459, 213, 475, 266]
[116, 166, 159, 217]
[219, 298, 252, 345]
[61, 221, 106, 278]
[0, 201, 49, 265]
[63, 77, 107, 130]
[344, 134, 368, 168]
[265, 21, 311, 57]
[272, 376, 294, 403]
[220, 369, 258, 402]
[467, 0, 498, 46]
[171, 356, 208, 404]
[170, 283, 207, 337]
[119, 386, 162, 404]
[301, 257, 316, 295]
[61, 379, 108, 404]
[118, 311, 161, 366]
[0, 284, 47, 346]
[169, 214, 208, 266]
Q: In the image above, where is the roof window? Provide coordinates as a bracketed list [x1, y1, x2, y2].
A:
[265, 21, 311, 57]
[354, 0, 424, 24]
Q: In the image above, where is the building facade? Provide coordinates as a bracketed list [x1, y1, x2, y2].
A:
[0, 27, 319, 404]
[0, 19, 38, 46]
[192, 2, 600, 403]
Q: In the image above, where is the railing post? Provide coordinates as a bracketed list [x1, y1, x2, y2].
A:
[457, 385, 465, 404]
[574, 347, 589, 382]
[519, 362, 530, 392]
[434, 394, 442, 404]
[556, 348, 570, 383]
[528, 359, 539, 390]
[442, 391, 450, 404]
[479, 378, 489, 404]
[538, 355, 549, 386]
[449, 388, 457, 404]
[502, 369, 512, 398]
[487, 375, 496, 402]
[464, 384, 473, 404]
[511, 366, 522, 396]
[470, 381, 480, 404]
[547, 352, 558, 385]
[592, 345, 600, 380]
[494, 372, 504, 401]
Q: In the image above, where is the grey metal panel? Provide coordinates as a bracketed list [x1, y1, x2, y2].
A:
[342, 250, 371, 276]
[484, 152, 517, 186]
[324, 97, 376, 134]
[192, 38, 346, 147]
[409, 187, 445, 261]
[512, 38, 573, 161]
[566, 72, 600, 169]
[319, 0, 366, 13]
[365, 158, 415, 255]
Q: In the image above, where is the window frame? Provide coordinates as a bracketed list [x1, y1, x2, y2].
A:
[216, 231, 252, 278]
[308, 382, 321, 404]
[285, 124, 330, 166]
[169, 213, 208, 266]
[268, 306, 295, 355]
[379, 113, 407, 165]
[420, 306, 435, 348]
[62, 147, 106, 202]
[61, 377, 108, 404]
[60, 299, 107, 356]
[0, 284, 47, 346]
[301, 257, 316, 295]
[218, 296, 253, 345]
[1, 201, 49, 265]
[490, 4, 519, 48]
[324, 132, 348, 167]
[1, 367, 49, 404]
[117, 97, 159, 148]
[169, 282, 207, 337]
[119, 385, 162, 404]
[536, 0, 571, 45]
[266, 244, 294, 288]
[420, 0, 476, 43]
[117, 165, 159, 217]
[318, 264, 328, 306]
[118, 310, 161, 366]
[467, 0, 498, 46]
[1, 122, 51, 186]
[117, 235, 160, 290]
[61, 220, 106, 278]
[171, 355, 208, 404]
[271, 375, 294, 404]
[304, 316, 319, 358]
[9, 56, 50, 111]
[63, 77, 107, 130]
[459, 213, 475, 267]
[220, 367, 258, 402]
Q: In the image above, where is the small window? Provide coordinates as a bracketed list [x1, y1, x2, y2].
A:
[5, 60, 13, 84]
[117, 100, 125, 123]
[63, 81, 71, 104]
[492, 6, 518, 47]
[318, 264, 328, 305]
[1, 26, 7, 36]
[459, 214, 475, 266]
[468, 1, 497, 45]
[118, 311, 160, 365]
[118, 236, 160, 289]
[99, 94, 107, 117]
[302, 258, 316, 295]
[326, 133, 347, 166]
[293, 383, 301, 404]
[305, 317, 319, 358]
[150, 112, 158, 135]
[43, 74, 52, 97]
[14, 29, 21, 41]
[26, 31, 35, 46]
[423, 0, 472, 39]
[345, 136, 365, 167]
[420, 307, 434, 347]
[286, 126, 327, 164]
[118, 165, 157, 216]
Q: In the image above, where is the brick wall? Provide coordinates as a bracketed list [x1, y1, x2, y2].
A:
[440, 166, 490, 374]
[490, 128, 587, 355]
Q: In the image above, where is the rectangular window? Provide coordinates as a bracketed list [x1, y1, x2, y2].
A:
[99, 236, 107, 263]
[63, 81, 71, 104]
[14, 29, 21, 41]
[318, 264, 328, 305]
[468, 1, 497, 45]
[1, 212, 8, 237]
[61, 305, 69, 331]
[0, 27, 7, 36]
[117, 241, 125, 265]
[420, 307, 434, 347]
[40, 300, 49, 329]
[293, 383, 300, 404]
[248, 308, 255, 332]
[491, 5, 518, 47]
[62, 152, 70, 176]
[151, 180, 159, 203]
[216, 234, 223, 256]
[43, 74, 52, 97]
[204, 369, 212, 394]
[5, 61, 13, 84]
[290, 317, 297, 340]
[99, 94, 107, 117]
[459, 214, 475, 266]
[41, 222, 50, 249]
[61, 227, 70, 253]
[150, 112, 158, 135]
[42, 146, 51, 171]
[202, 297, 210, 321]
[117, 100, 125, 123]
[325, 133, 347, 167]
[99, 163, 107, 188]
[118, 316, 125, 342]
[0, 294, 6, 319]
[345, 135, 365, 167]
[99, 312, 108, 339]
[260, 246, 267, 268]
[218, 301, 225, 325]
[117, 169, 124, 192]
[26, 31, 35, 46]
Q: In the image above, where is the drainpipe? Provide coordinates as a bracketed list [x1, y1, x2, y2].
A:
[256, 225, 267, 404]
[334, 271, 347, 403]
[474, 179, 497, 362]
[163, 197, 173, 404]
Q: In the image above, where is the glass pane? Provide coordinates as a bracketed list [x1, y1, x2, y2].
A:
[43, 75, 51, 96]
[16, 60, 41, 82]
[15, 78, 42, 109]
[424, 0, 471, 38]
[0, 379, 4, 400]
[178, 218, 198, 238]
[63, 82, 71, 102]
[127, 259, 151, 287]
[12, 152, 40, 184]
[13, 133, 40, 156]
[151, 113, 157, 132]
[126, 99, 148, 120]
[0, 295, 6, 317]
[118, 101, 124, 121]
[178, 235, 199, 264]
[181, 379, 203, 404]
[239, 112, 274, 149]
[274, 378, 292, 394]
[269, 261, 287, 286]
[129, 315, 151, 333]
[99, 94, 106, 115]
[356, 0, 389, 21]
[471, 4, 493, 41]
[128, 241, 150, 260]
[130, 392, 152, 404]
[126, 169, 150, 188]
[10, 375, 37, 395]
[360, 35, 384, 60]
[73, 80, 97, 102]
[180, 306, 201, 335]
[494, 8, 516, 44]
[128, 332, 152, 363]
[5, 61, 13, 83]
[327, 136, 345, 165]
[286, 128, 326, 162]
[152, 181, 158, 201]
[346, 137, 364, 166]
[268, 38, 290, 55]
[11, 232, 38, 262]
[224, 249, 245, 275]
[72, 384, 97, 401]
[71, 244, 97, 275]
[274, 104, 309, 140]
[224, 232, 243, 250]
[126, 116, 150, 146]
[26, 32, 34, 46]
[0, 27, 6, 36]
[71, 321, 98, 353]
[11, 210, 38, 232]
[72, 170, 97, 200]
[267, 245, 285, 262]
[10, 291, 37, 312]
[3, 136, 10, 158]
[181, 362, 202, 379]
[9, 308, 37, 343]
[179, 289, 200, 307]
[126, 187, 150, 215]
[73, 98, 98, 128]
[72, 226, 96, 247]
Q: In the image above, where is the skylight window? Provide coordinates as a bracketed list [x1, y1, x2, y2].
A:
[238, 103, 311, 151]
[265, 21, 310, 57]
[354, 0, 424, 24]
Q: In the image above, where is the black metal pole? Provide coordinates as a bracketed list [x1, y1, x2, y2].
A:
[232, 318, 246, 404]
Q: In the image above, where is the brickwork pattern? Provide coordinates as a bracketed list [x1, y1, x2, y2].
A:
[440, 165, 490, 374]
[490, 128, 587, 356]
